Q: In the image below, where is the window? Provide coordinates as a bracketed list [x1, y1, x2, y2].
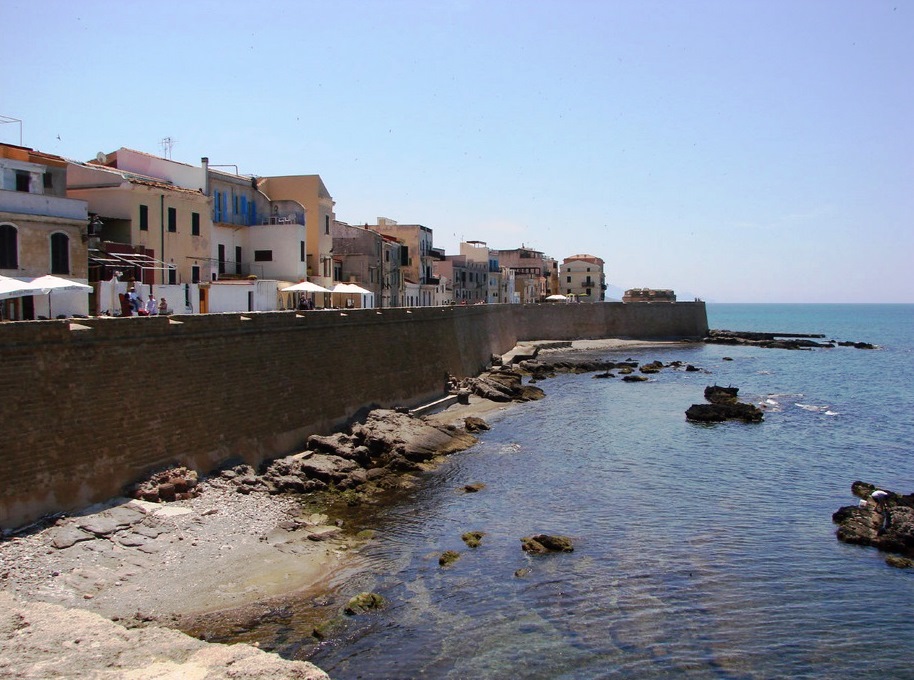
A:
[0, 224, 18, 269]
[168, 267, 177, 285]
[50, 233, 70, 275]
[254, 250, 273, 262]
[15, 171, 30, 192]
[191, 265, 201, 283]
[217, 244, 226, 275]
[43, 172, 53, 189]
[300, 241, 305, 262]
[213, 191, 222, 222]
[191, 212, 200, 236]
[168, 207, 177, 232]
[566, 276, 571, 283]
[139, 205, 149, 231]
[235, 246, 242, 276]
[233, 194, 239, 215]
[325, 215, 329, 235]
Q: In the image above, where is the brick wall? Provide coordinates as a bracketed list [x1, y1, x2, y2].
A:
[0, 302, 706, 528]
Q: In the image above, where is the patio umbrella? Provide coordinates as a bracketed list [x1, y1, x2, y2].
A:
[282, 280, 330, 310]
[28, 275, 92, 317]
[330, 282, 372, 308]
[0, 275, 42, 300]
[545, 294, 567, 301]
[281, 281, 331, 293]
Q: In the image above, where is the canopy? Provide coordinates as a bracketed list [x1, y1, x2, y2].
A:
[28, 275, 92, 293]
[0, 275, 41, 300]
[281, 281, 331, 293]
[545, 294, 567, 301]
[331, 283, 372, 295]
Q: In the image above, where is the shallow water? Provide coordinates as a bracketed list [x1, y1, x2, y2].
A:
[275, 304, 914, 678]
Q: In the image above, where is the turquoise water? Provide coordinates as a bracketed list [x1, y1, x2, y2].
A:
[303, 304, 914, 678]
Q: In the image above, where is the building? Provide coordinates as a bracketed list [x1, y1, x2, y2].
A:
[1, 143, 90, 319]
[623, 288, 677, 303]
[491, 245, 551, 304]
[365, 217, 443, 307]
[561, 254, 606, 302]
[67, 149, 212, 289]
[460, 241, 504, 303]
[256, 175, 335, 292]
[202, 159, 307, 293]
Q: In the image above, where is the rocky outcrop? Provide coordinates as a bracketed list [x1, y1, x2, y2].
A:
[705, 329, 876, 350]
[833, 482, 914, 560]
[458, 368, 546, 402]
[0, 591, 329, 679]
[129, 466, 200, 502]
[210, 409, 481, 500]
[521, 534, 574, 553]
[686, 385, 764, 423]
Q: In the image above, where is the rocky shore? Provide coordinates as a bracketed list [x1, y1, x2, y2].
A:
[5, 335, 858, 677]
[5, 334, 625, 678]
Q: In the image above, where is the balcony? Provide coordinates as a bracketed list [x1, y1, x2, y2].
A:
[0, 189, 87, 221]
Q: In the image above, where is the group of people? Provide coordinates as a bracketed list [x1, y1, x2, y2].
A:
[127, 287, 167, 316]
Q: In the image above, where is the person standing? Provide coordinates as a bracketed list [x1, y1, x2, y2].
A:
[146, 295, 158, 316]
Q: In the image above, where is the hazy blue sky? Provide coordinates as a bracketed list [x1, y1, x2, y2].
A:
[2, 0, 911, 302]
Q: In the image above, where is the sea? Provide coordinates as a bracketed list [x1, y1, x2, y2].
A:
[259, 304, 914, 678]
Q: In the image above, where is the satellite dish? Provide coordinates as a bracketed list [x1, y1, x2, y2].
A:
[96, 152, 106, 163]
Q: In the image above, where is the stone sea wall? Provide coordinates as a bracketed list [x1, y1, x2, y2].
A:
[0, 301, 707, 529]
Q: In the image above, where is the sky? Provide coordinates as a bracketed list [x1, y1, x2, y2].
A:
[2, 0, 912, 302]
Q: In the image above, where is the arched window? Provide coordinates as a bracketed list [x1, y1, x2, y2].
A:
[0, 223, 18, 269]
[50, 232, 70, 275]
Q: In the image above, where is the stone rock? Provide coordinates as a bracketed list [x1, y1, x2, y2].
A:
[462, 482, 486, 493]
[833, 482, 914, 558]
[462, 531, 485, 548]
[521, 534, 574, 553]
[622, 375, 648, 382]
[439, 550, 461, 567]
[686, 385, 764, 423]
[685, 402, 764, 423]
[464, 416, 490, 433]
[49, 526, 95, 550]
[129, 466, 200, 503]
[344, 592, 384, 615]
[705, 385, 739, 404]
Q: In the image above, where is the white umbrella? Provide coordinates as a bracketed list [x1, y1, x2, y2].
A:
[330, 282, 372, 309]
[0, 275, 42, 300]
[28, 275, 92, 317]
[545, 294, 567, 301]
[281, 281, 331, 293]
[331, 283, 371, 295]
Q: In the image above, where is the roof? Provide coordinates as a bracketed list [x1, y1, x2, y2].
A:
[73, 161, 204, 196]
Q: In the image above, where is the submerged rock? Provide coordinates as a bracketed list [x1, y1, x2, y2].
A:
[344, 592, 385, 615]
[439, 550, 461, 567]
[462, 531, 486, 548]
[521, 534, 574, 553]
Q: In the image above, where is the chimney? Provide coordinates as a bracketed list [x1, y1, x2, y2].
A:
[201, 157, 209, 195]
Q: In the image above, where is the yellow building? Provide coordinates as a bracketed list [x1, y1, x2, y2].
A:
[67, 158, 211, 286]
[561, 254, 606, 302]
[256, 175, 335, 291]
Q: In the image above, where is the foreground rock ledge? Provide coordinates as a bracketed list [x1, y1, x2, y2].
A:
[0, 591, 328, 680]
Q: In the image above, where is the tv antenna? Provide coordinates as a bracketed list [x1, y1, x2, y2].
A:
[1, 115, 23, 145]
[161, 136, 176, 159]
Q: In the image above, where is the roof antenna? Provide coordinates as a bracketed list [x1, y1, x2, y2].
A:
[160, 137, 176, 159]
